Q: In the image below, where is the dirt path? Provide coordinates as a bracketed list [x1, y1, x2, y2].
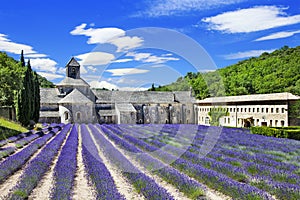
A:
[0, 131, 60, 199]
[28, 128, 72, 199]
[86, 125, 144, 200]
[72, 125, 96, 200]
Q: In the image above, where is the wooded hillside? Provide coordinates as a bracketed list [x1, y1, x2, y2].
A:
[154, 46, 300, 99]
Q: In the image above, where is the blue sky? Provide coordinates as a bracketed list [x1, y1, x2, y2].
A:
[1, 0, 300, 90]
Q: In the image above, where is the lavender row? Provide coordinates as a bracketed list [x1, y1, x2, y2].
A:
[15, 133, 42, 148]
[126, 125, 300, 199]
[80, 125, 125, 199]
[0, 146, 16, 159]
[104, 124, 272, 200]
[100, 125, 206, 199]
[8, 124, 71, 199]
[89, 124, 174, 200]
[51, 125, 78, 200]
[0, 127, 61, 184]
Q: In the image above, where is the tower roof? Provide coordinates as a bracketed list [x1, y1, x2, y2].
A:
[66, 57, 80, 67]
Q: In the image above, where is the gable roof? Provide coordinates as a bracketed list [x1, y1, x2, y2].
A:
[58, 89, 93, 104]
[196, 92, 300, 104]
[66, 57, 80, 67]
[115, 103, 136, 112]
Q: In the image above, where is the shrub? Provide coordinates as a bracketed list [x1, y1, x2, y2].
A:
[250, 127, 288, 138]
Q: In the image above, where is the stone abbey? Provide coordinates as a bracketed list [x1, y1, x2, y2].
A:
[39, 58, 300, 126]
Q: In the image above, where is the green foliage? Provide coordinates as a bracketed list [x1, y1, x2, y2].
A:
[208, 107, 229, 126]
[37, 75, 55, 88]
[15, 58, 41, 126]
[250, 126, 300, 140]
[0, 52, 25, 106]
[154, 45, 300, 99]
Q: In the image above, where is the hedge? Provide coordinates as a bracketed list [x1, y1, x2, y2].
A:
[250, 126, 300, 140]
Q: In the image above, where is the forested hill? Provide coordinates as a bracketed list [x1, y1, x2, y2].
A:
[0, 52, 55, 106]
[154, 45, 300, 99]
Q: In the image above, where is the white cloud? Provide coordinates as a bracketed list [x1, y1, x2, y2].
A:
[106, 68, 150, 76]
[75, 52, 115, 66]
[125, 52, 179, 63]
[255, 30, 300, 41]
[0, 33, 36, 54]
[89, 80, 118, 90]
[30, 58, 58, 73]
[37, 72, 64, 81]
[70, 23, 143, 52]
[112, 58, 134, 63]
[25, 53, 48, 58]
[137, 0, 246, 17]
[87, 66, 97, 72]
[224, 49, 276, 60]
[109, 36, 143, 52]
[57, 67, 66, 75]
[70, 23, 125, 44]
[202, 6, 300, 33]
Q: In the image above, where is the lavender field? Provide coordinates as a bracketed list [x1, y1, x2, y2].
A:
[0, 123, 299, 200]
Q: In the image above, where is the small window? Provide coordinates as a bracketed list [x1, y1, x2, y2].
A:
[275, 120, 278, 127]
[233, 108, 236, 112]
[76, 112, 81, 120]
[266, 108, 269, 113]
[248, 108, 251, 112]
[256, 119, 259, 125]
[230, 108, 233, 112]
[282, 108, 285, 113]
[253, 108, 255, 112]
[257, 108, 260, 112]
[237, 108, 240, 112]
[224, 118, 227, 124]
[276, 108, 279, 113]
[228, 118, 230, 124]
[270, 120, 272, 127]
[281, 120, 285, 126]
[244, 108, 247, 112]
[271, 108, 274, 113]
[65, 112, 69, 120]
[262, 108, 264, 113]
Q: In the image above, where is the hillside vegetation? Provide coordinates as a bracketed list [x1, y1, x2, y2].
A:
[155, 46, 300, 99]
[0, 117, 28, 140]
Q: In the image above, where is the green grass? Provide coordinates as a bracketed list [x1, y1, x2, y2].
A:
[0, 117, 28, 140]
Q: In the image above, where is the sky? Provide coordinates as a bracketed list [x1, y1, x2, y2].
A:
[1, 0, 300, 90]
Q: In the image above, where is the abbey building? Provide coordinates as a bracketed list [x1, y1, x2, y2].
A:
[39, 58, 300, 127]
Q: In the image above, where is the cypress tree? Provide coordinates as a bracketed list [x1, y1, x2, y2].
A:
[20, 50, 25, 67]
[32, 71, 40, 122]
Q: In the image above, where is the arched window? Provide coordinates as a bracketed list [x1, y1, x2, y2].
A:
[65, 112, 69, 120]
[76, 112, 81, 120]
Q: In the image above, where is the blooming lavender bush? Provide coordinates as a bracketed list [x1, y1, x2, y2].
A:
[0, 128, 61, 184]
[100, 125, 206, 199]
[80, 124, 125, 200]
[8, 124, 71, 199]
[0, 146, 16, 159]
[51, 125, 78, 200]
[89, 124, 174, 200]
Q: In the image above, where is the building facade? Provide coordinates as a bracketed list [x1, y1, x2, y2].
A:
[194, 93, 300, 127]
[39, 58, 195, 124]
[39, 57, 300, 126]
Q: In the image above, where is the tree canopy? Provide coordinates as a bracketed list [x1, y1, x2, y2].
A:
[154, 45, 300, 99]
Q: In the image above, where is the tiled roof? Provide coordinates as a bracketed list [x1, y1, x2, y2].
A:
[40, 88, 62, 104]
[40, 111, 59, 118]
[66, 57, 80, 67]
[115, 103, 136, 112]
[196, 92, 300, 104]
[57, 77, 90, 87]
[93, 90, 195, 104]
[58, 89, 93, 104]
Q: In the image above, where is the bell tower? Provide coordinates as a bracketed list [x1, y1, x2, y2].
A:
[66, 57, 80, 79]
